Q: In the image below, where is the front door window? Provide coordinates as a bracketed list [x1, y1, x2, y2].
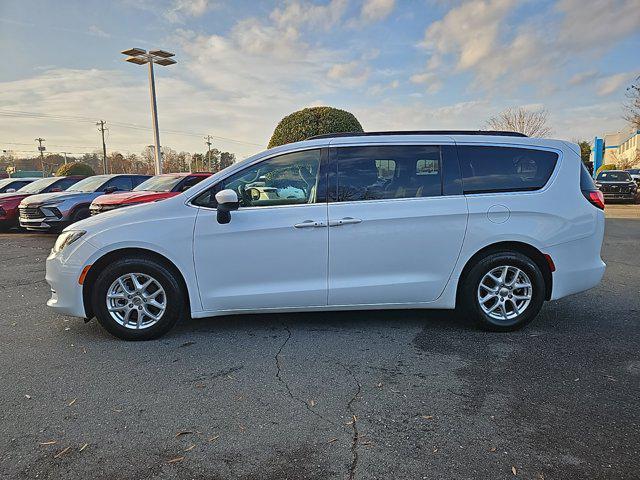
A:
[194, 149, 321, 208]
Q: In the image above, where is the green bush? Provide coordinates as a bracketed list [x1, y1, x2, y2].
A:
[56, 162, 95, 177]
[268, 106, 364, 148]
[595, 163, 618, 175]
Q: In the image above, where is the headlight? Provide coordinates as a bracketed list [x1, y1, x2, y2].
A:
[52, 230, 86, 255]
[41, 205, 62, 218]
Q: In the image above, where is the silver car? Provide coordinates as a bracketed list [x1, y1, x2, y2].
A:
[19, 174, 150, 232]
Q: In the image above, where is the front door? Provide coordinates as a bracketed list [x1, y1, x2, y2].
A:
[192, 148, 329, 313]
[327, 143, 468, 306]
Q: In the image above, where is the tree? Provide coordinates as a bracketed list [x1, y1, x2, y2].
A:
[56, 162, 95, 177]
[577, 141, 591, 164]
[268, 106, 364, 148]
[625, 75, 640, 130]
[219, 151, 235, 171]
[485, 107, 552, 137]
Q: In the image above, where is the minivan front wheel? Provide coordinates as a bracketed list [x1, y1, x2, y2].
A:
[461, 252, 545, 331]
[91, 256, 184, 340]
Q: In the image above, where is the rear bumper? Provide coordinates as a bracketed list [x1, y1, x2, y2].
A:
[547, 211, 606, 300]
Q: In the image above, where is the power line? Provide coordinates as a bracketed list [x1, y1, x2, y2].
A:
[0, 109, 263, 147]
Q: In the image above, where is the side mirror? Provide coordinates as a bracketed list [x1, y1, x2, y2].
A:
[5, 188, 16, 193]
[50, 187, 62, 193]
[215, 189, 239, 224]
[104, 186, 118, 194]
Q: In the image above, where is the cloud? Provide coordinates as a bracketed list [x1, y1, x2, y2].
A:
[420, 0, 515, 72]
[556, 0, 640, 52]
[88, 25, 110, 38]
[569, 70, 600, 86]
[360, 0, 396, 22]
[0, 68, 265, 158]
[270, 0, 348, 29]
[413, 0, 640, 94]
[164, 0, 213, 23]
[409, 72, 442, 94]
[327, 61, 371, 87]
[367, 79, 400, 96]
[597, 72, 634, 96]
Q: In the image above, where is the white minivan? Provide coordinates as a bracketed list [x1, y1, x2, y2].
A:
[45, 131, 606, 340]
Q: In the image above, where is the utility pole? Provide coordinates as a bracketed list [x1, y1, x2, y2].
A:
[204, 135, 213, 172]
[61, 152, 68, 164]
[97, 120, 108, 174]
[35, 138, 46, 174]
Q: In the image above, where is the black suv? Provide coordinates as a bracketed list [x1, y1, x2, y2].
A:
[595, 170, 638, 203]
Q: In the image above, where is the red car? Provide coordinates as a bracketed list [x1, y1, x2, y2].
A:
[0, 176, 86, 230]
[89, 172, 211, 215]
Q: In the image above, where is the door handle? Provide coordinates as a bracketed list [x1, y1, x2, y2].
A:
[328, 217, 362, 227]
[294, 220, 327, 228]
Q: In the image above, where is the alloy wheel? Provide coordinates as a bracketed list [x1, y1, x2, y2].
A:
[477, 265, 533, 322]
[106, 273, 166, 329]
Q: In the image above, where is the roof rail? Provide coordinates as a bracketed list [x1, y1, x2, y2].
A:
[308, 130, 528, 140]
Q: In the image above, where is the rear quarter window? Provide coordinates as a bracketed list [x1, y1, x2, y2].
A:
[458, 146, 558, 194]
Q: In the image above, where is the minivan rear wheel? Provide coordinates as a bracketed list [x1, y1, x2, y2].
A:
[91, 256, 184, 340]
[461, 251, 545, 331]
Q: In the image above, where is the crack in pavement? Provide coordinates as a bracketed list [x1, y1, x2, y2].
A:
[339, 362, 362, 480]
[274, 324, 340, 428]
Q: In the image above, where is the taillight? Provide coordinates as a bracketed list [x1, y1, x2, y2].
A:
[583, 189, 605, 210]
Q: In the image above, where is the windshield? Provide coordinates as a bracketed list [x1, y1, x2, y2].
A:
[134, 175, 183, 192]
[597, 171, 632, 182]
[0, 178, 17, 189]
[627, 169, 640, 174]
[67, 175, 110, 192]
[17, 177, 59, 193]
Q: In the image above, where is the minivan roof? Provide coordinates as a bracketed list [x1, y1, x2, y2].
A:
[309, 130, 528, 140]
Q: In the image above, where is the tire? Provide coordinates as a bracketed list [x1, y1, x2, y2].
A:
[70, 207, 90, 224]
[91, 256, 185, 340]
[460, 251, 545, 332]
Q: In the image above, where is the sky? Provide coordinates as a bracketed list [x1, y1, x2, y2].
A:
[0, 0, 639, 160]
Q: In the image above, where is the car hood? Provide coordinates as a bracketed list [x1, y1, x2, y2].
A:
[0, 192, 30, 203]
[22, 191, 99, 206]
[68, 193, 188, 235]
[93, 190, 178, 206]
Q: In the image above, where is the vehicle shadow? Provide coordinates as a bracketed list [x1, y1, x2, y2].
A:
[172, 307, 478, 337]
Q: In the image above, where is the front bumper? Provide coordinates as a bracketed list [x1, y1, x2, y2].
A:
[45, 239, 98, 318]
[89, 204, 121, 216]
[20, 216, 69, 231]
[602, 193, 635, 201]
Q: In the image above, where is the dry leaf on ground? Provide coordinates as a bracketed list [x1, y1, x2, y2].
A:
[54, 447, 71, 459]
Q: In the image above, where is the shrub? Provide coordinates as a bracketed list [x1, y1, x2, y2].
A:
[595, 163, 618, 175]
[268, 106, 364, 148]
[56, 162, 95, 177]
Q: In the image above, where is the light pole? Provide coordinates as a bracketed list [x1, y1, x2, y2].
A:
[121, 48, 176, 175]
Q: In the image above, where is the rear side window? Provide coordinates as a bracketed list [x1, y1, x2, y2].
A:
[332, 145, 442, 202]
[580, 162, 596, 190]
[458, 146, 558, 194]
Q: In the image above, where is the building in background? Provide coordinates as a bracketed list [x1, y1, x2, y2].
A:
[592, 129, 640, 175]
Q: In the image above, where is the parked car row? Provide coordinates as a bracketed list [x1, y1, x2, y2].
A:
[0, 173, 211, 231]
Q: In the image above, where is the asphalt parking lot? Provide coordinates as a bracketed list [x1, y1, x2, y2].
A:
[1, 205, 639, 480]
